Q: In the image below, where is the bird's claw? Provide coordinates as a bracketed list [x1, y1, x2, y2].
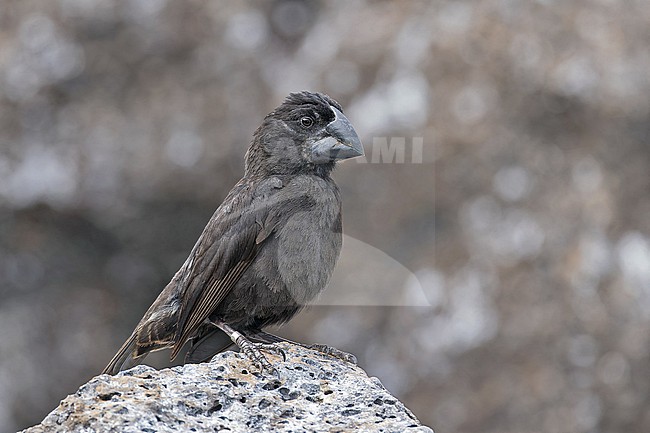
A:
[306, 344, 357, 365]
[240, 342, 286, 376]
[254, 343, 288, 362]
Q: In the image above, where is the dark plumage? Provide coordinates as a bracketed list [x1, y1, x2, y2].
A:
[103, 91, 363, 375]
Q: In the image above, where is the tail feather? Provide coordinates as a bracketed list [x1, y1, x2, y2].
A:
[102, 333, 145, 375]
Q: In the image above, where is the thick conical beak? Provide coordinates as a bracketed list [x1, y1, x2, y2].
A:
[311, 107, 364, 163]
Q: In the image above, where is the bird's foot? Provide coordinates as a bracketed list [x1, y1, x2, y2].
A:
[250, 330, 358, 365]
[238, 340, 286, 376]
[235, 338, 287, 377]
[304, 343, 357, 365]
[207, 319, 285, 376]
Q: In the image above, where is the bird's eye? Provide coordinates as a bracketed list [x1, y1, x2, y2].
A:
[300, 116, 314, 128]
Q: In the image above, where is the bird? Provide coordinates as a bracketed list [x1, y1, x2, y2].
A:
[103, 91, 364, 375]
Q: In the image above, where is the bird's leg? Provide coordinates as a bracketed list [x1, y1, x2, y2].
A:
[207, 319, 284, 375]
[251, 330, 357, 365]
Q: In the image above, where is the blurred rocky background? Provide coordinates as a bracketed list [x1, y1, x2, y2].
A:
[1, 1, 649, 432]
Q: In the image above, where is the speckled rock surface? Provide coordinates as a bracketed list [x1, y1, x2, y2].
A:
[23, 343, 433, 433]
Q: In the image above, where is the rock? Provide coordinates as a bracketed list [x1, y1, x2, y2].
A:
[22, 343, 433, 433]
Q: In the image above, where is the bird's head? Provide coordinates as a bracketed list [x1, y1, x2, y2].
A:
[246, 91, 364, 177]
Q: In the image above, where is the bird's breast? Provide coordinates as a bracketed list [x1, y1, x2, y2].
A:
[260, 174, 342, 305]
[275, 204, 342, 304]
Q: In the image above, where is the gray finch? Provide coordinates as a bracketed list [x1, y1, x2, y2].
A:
[103, 92, 363, 375]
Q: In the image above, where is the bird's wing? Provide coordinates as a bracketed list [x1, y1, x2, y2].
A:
[168, 179, 314, 359]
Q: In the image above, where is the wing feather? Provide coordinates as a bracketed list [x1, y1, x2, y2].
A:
[167, 179, 315, 360]
[170, 259, 253, 359]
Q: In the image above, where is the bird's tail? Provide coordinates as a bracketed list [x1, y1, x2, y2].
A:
[184, 328, 234, 364]
[102, 333, 145, 375]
